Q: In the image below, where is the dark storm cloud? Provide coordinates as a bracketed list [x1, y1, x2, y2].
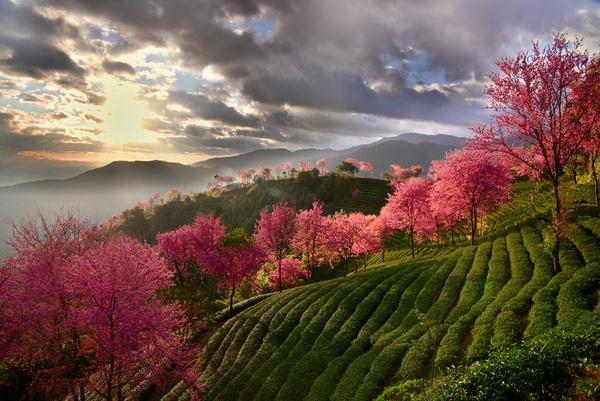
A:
[0, 112, 104, 154]
[3, 0, 597, 158]
[166, 124, 268, 154]
[0, 36, 85, 79]
[102, 60, 136, 75]
[169, 91, 262, 128]
[0, 0, 83, 80]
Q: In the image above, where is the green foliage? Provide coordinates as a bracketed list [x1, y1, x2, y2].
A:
[120, 176, 391, 242]
[337, 161, 359, 176]
[418, 325, 600, 401]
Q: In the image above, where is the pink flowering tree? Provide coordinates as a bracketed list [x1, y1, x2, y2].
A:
[205, 229, 267, 314]
[316, 159, 328, 176]
[256, 165, 274, 181]
[291, 202, 332, 279]
[472, 33, 597, 259]
[352, 214, 381, 271]
[0, 214, 201, 401]
[390, 164, 415, 182]
[253, 203, 297, 292]
[67, 237, 201, 401]
[297, 160, 315, 173]
[431, 148, 512, 245]
[381, 177, 436, 258]
[237, 168, 256, 184]
[266, 258, 306, 291]
[157, 214, 225, 286]
[0, 214, 105, 400]
[371, 214, 396, 262]
[359, 161, 373, 177]
[165, 187, 181, 201]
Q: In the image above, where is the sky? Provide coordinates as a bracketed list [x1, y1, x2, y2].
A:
[0, 0, 599, 184]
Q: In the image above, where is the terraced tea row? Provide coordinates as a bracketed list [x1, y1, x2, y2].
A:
[165, 215, 600, 401]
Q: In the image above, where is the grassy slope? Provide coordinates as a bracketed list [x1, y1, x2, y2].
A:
[163, 180, 600, 401]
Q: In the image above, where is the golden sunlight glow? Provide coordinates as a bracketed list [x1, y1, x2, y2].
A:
[98, 77, 156, 144]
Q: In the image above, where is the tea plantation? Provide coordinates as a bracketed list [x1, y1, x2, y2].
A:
[162, 182, 600, 401]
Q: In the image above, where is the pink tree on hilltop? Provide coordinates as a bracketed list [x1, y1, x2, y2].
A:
[256, 165, 274, 181]
[237, 168, 256, 184]
[359, 161, 373, 177]
[431, 148, 512, 245]
[157, 214, 225, 286]
[381, 177, 435, 258]
[68, 237, 200, 401]
[165, 187, 181, 201]
[253, 203, 297, 292]
[297, 161, 315, 172]
[388, 164, 417, 182]
[266, 258, 306, 291]
[291, 202, 331, 279]
[316, 159, 328, 176]
[472, 33, 597, 265]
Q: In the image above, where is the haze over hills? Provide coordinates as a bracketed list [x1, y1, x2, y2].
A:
[0, 133, 462, 258]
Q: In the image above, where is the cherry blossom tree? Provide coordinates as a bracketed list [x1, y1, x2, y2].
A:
[371, 214, 396, 262]
[165, 187, 181, 201]
[266, 258, 306, 291]
[316, 159, 328, 176]
[297, 161, 315, 172]
[381, 177, 436, 258]
[253, 203, 297, 292]
[291, 202, 331, 279]
[430, 148, 512, 245]
[205, 229, 267, 314]
[352, 214, 381, 272]
[359, 161, 373, 177]
[0, 213, 107, 400]
[472, 33, 596, 260]
[256, 165, 274, 181]
[387, 164, 420, 183]
[237, 168, 256, 184]
[67, 237, 200, 401]
[157, 214, 225, 286]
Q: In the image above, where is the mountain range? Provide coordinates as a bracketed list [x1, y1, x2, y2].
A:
[0, 133, 463, 257]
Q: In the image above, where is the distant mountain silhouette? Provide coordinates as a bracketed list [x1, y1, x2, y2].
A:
[193, 148, 339, 171]
[0, 133, 463, 258]
[326, 138, 458, 175]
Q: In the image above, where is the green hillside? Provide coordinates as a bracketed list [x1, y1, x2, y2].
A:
[161, 181, 600, 401]
[119, 173, 391, 243]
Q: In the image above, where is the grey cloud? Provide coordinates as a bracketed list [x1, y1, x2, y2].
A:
[0, 112, 104, 154]
[169, 91, 262, 128]
[0, 36, 85, 79]
[102, 60, 136, 75]
[0, 1, 83, 79]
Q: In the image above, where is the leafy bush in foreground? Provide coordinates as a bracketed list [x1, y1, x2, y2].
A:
[419, 324, 600, 401]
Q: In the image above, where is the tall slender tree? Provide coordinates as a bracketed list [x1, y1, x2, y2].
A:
[254, 203, 297, 292]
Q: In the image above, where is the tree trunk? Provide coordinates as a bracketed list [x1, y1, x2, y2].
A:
[470, 211, 477, 246]
[229, 285, 236, 316]
[354, 258, 358, 275]
[552, 179, 562, 273]
[410, 226, 415, 259]
[381, 246, 385, 263]
[344, 258, 348, 276]
[278, 258, 283, 293]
